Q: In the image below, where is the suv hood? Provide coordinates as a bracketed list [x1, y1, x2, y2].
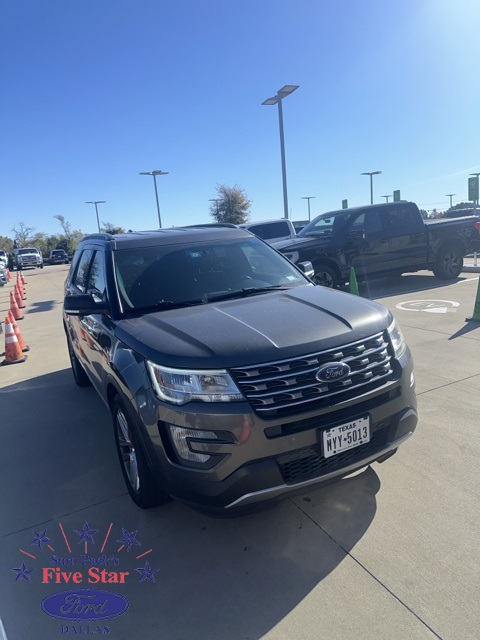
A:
[116, 286, 390, 369]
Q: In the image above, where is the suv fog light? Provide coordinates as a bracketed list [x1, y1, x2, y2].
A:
[169, 426, 218, 464]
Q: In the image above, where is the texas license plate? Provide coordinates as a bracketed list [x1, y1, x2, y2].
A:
[322, 416, 370, 458]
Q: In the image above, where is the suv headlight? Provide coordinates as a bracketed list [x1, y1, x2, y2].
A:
[146, 362, 244, 405]
[387, 319, 406, 359]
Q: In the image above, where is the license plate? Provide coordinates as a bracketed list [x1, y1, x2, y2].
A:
[322, 416, 370, 458]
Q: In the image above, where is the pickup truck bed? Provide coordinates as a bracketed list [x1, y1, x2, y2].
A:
[274, 202, 480, 288]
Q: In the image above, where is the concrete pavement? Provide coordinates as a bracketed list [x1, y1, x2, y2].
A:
[0, 265, 479, 640]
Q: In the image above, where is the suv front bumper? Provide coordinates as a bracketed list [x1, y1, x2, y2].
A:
[141, 354, 417, 513]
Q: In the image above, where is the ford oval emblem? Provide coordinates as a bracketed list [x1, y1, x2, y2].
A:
[41, 588, 129, 621]
[316, 362, 351, 382]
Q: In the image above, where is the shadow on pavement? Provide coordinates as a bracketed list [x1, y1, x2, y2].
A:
[25, 300, 58, 314]
[360, 273, 467, 300]
[0, 368, 381, 640]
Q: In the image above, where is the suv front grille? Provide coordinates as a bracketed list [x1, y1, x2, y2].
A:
[276, 419, 391, 484]
[230, 332, 393, 418]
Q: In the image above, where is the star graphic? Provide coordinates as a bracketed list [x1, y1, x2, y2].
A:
[11, 562, 36, 582]
[74, 522, 99, 544]
[135, 561, 159, 583]
[29, 528, 52, 551]
[117, 528, 141, 552]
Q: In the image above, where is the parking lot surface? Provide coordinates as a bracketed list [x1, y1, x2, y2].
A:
[0, 265, 479, 640]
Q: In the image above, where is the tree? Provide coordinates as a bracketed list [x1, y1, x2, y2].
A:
[0, 235, 14, 253]
[101, 221, 126, 235]
[12, 222, 35, 247]
[419, 209, 429, 219]
[449, 202, 476, 211]
[209, 184, 251, 225]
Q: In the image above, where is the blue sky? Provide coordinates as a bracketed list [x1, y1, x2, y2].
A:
[2, 0, 480, 238]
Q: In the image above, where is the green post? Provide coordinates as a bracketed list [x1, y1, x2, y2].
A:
[466, 277, 480, 322]
[349, 266, 360, 296]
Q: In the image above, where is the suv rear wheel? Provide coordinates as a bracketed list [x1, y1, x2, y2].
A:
[112, 396, 170, 509]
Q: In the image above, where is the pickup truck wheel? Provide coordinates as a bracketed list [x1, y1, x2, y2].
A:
[432, 245, 464, 280]
[112, 396, 170, 509]
[312, 264, 338, 288]
[67, 337, 92, 387]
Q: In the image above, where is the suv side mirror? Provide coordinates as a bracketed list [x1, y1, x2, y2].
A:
[64, 294, 108, 316]
[297, 261, 314, 278]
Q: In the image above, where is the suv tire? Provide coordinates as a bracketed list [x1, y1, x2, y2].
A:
[312, 263, 338, 288]
[67, 337, 92, 387]
[112, 396, 170, 509]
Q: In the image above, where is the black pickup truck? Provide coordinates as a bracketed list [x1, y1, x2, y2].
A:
[273, 201, 480, 288]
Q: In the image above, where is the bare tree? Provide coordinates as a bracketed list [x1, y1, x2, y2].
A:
[12, 222, 35, 247]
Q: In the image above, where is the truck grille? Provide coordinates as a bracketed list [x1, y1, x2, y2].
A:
[230, 332, 393, 418]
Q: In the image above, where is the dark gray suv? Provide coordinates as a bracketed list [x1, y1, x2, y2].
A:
[63, 227, 417, 514]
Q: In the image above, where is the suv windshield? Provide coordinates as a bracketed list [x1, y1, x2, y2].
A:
[18, 248, 37, 254]
[114, 236, 308, 311]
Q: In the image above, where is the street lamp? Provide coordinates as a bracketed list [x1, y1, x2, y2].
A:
[262, 85, 299, 219]
[445, 193, 456, 208]
[361, 171, 382, 205]
[381, 195, 391, 203]
[85, 201, 106, 232]
[139, 170, 169, 228]
[301, 196, 316, 221]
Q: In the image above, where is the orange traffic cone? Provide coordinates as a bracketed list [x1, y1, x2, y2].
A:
[15, 284, 26, 309]
[7, 268, 12, 280]
[8, 311, 29, 352]
[1, 318, 26, 365]
[9, 292, 23, 320]
[16, 279, 26, 300]
[21, 271, 26, 285]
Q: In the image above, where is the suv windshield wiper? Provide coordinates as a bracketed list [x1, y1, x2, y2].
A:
[206, 285, 293, 302]
[131, 298, 205, 312]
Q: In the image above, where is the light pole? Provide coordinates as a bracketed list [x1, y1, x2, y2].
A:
[85, 201, 106, 232]
[262, 85, 299, 219]
[139, 170, 169, 227]
[301, 196, 316, 221]
[445, 193, 456, 208]
[381, 195, 391, 203]
[361, 171, 382, 205]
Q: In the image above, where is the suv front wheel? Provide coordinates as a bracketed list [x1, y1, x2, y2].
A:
[111, 396, 170, 509]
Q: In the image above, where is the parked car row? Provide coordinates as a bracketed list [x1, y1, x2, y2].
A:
[0, 248, 71, 270]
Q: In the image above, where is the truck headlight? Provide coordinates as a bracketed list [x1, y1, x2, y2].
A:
[146, 362, 244, 405]
[387, 319, 406, 359]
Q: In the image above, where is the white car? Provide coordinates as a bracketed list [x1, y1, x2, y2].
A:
[239, 219, 296, 244]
